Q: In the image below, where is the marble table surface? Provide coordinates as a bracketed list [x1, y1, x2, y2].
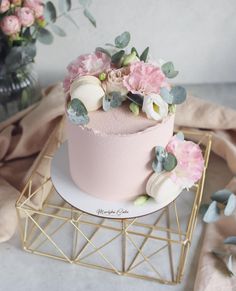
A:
[0, 83, 235, 291]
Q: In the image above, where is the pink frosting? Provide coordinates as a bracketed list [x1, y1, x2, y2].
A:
[67, 104, 175, 201]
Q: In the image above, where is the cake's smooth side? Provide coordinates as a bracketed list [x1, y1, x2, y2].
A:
[66, 114, 175, 202]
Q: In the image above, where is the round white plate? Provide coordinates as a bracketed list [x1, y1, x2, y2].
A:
[51, 142, 181, 219]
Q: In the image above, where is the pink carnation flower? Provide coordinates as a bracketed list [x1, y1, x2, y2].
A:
[0, 15, 21, 36]
[16, 7, 35, 27]
[123, 61, 167, 95]
[63, 51, 111, 92]
[24, 0, 44, 18]
[0, 0, 10, 13]
[166, 135, 204, 188]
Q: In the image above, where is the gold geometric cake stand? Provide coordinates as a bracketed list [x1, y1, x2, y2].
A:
[16, 120, 212, 285]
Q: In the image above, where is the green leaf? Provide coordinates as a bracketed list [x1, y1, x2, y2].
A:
[199, 203, 210, 217]
[129, 102, 139, 116]
[111, 50, 125, 65]
[203, 201, 220, 223]
[5, 47, 22, 71]
[140, 47, 149, 62]
[227, 255, 235, 276]
[161, 61, 179, 79]
[115, 31, 131, 49]
[134, 195, 150, 206]
[37, 28, 54, 45]
[170, 86, 187, 104]
[44, 1, 57, 23]
[67, 98, 89, 125]
[50, 24, 66, 37]
[131, 47, 139, 58]
[79, 0, 92, 7]
[64, 14, 80, 30]
[160, 87, 173, 104]
[126, 92, 143, 106]
[102, 96, 111, 112]
[152, 159, 164, 173]
[224, 236, 236, 245]
[83, 8, 96, 27]
[211, 189, 233, 204]
[176, 131, 185, 141]
[224, 194, 236, 216]
[58, 0, 71, 12]
[95, 47, 111, 57]
[69, 98, 88, 115]
[110, 91, 125, 108]
[163, 153, 177, 171]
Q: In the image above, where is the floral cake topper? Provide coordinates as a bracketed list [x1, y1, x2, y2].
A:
[64, 31, 187, 125]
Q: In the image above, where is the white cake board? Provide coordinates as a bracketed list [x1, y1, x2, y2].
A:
[51, 142, 182, 219]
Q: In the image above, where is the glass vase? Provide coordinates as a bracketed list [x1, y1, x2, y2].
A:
[0, 63, 41, 122]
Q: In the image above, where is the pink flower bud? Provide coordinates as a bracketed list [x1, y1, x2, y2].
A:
[16, 7, 34, 27]
[0, 0, 10, 13]
[0, 15, 21, 36]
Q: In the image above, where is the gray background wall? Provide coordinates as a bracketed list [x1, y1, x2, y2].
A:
[36, 0, 236, 86]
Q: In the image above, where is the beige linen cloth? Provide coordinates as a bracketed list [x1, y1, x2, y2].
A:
[0, 83, 236, 290]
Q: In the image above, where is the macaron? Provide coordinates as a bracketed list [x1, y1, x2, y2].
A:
[70, 76, 105, 111]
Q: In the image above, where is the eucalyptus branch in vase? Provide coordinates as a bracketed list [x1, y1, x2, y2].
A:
[201, 189, 236, 276]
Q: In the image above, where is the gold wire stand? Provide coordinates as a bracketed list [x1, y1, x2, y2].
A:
[16, 121, 211, 285]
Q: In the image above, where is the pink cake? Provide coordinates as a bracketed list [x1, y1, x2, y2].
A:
[64, 32, 204, 204]
[67, 104, 175, 201]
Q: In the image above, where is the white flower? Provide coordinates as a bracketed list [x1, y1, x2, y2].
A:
[146, 171, 184, 204]
[142, 93, 168, 121]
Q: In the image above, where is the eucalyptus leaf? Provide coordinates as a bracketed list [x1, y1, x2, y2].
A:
[79, 0, 92, 7]
[199, 203, 209, 217]
[227, 255, 235, 276]
[58, 0, 71, 12]
[176, 131, 185, 141]
[115, 31, 131, 48]
[211, 189, 233, 204]
[203, 201, 220, 223]
[111, 50, 125, 65]
[163, 153, 177, 171]
[50, 24, 66, 37]
[67, 99, 89, 125]
[161, 62, 179, 78]
[224, 194, 236, 216]
[224, 236, 236, 245]
[134, 195, 150, 206]
[110, 91, 125, 108]
[5, 47, 22, 71]
[170, 86, 187, 104]
[102, 96, 111, 112]
[37, 28, 54, 45]
[83, 8, 96, 27]
[140, 47, 149, 62]
[95, 47, 111, 57]
[44, 1, 57, 23]
[160, 87, 173, 104]
[69, 98, 88, 115]
[152, 159, 164, 173]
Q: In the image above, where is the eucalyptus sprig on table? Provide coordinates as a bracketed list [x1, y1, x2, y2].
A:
[201, 189, 236, 276]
